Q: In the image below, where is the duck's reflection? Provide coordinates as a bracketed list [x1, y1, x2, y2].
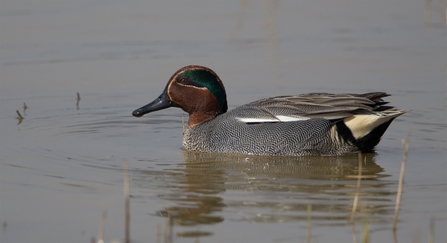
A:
[146, 151, 394, 229]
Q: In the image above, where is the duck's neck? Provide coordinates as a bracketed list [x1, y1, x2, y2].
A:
[187, 110, 221, 127]
[177, 86, 225, 127]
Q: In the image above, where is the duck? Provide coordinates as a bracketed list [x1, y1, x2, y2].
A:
[132, 65, 407, 156]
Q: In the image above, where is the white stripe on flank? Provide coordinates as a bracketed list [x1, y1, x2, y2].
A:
[237, 115, 309, 123]
[237, 118, 278, 123]
[276, 115, 309, 122]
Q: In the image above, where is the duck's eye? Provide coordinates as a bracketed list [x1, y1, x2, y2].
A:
[178, 78, 189, 84]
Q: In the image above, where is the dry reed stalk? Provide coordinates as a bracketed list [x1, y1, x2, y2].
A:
[16, 110, 24, 119]
[361, 221, 370, 243]
[156, 223, 161, 243]
[76, 92, 81, 109]
[16, 110, 24, 124]
[429, 215, 435, 243]
[97, 210, 107, 243]
[351, 223, 358, 243]
[164, 215, 173, 243]
[393, 134, 411, 231]
[350, 153, 363, 223]
[306, 202, 312, 243]
[123, 161, 130, 243]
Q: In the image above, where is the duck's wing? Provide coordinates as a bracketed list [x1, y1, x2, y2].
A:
[232, 92, 399, 124]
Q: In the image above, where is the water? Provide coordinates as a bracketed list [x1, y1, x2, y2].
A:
[1, 0, 446, 242]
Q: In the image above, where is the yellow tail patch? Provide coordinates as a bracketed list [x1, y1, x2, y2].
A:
[344, 114, 397, 139]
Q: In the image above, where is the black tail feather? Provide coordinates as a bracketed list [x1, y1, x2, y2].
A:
[335, 118, 396, 153]
[354, 119, 395, 152]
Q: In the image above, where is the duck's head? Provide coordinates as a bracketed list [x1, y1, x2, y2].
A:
[132, 65, 228, 127]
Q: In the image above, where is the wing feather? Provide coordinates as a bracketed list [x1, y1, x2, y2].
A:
[231, 92, 398, 124]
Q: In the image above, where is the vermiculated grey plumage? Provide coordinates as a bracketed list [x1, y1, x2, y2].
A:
[182, 92, 406, 156]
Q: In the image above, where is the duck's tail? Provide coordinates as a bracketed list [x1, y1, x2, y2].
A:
[332, 108, 408, 152]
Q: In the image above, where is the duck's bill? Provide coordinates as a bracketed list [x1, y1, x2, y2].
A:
[132, 92, 172, 117]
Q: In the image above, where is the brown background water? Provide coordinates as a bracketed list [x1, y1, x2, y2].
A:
[1, 0, 446, 242]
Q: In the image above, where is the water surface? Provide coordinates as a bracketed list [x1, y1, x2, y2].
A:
[1, 1, 446, 242]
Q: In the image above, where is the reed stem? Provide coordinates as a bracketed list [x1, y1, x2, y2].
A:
[393, 134, 411, 231]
